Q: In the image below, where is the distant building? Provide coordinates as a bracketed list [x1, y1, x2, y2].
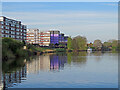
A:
[59, 33, 68, 46]
[26, 29, 39, 44]
[49, 30, 60, 45]
[39, 31, 50, 46]
[26, 29, 68, 46]
[26, 29, 50, 46]
[0, 16, 27, 41]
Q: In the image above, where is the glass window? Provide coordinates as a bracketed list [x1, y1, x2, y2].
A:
[1, 26, 4, 28]
[16, 29, 19, 31]
[2, 30, 4, 33]
[1, 21, 3, 24]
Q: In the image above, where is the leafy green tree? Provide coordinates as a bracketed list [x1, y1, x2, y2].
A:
[2, 37, 25, 60]
[67, 37, 72, 50]
[72, 36, 87, 50]
[103, 39, 118, 51]
[93, 39, 102, 50]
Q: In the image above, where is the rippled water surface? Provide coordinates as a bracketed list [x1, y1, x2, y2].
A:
[2, 52, 118, 88]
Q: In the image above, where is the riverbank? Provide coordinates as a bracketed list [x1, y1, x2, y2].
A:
[2, 37, 118, 61]
[2, 38, 67, 61]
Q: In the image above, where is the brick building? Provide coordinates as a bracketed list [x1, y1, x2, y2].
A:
[0, 16, 27, 41]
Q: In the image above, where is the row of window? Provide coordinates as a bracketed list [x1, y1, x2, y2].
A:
[26, 37, 50, 40]
[1, 26, 26, 32]
[26, 39, 49, 42]
[2, 30, 26, 36]
[0, 22, 27, 29]
[2, 34, 26, 39]
[40, 40, 49, 41]
[40, 35, 50, 36]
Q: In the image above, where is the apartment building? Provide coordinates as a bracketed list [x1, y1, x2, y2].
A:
[0, 16, 27, 41]
[39, 31, 50, 46]
[59, 33, 68, 45]
[26, 29, 50, 46]
[26, 29, 39, 44]
[49, 30, 60, 45]
[26, 29, 68, 46]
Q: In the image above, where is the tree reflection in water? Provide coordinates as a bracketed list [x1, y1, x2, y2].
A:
[2, 51, 115, 89]
[67, 52, 87, 66]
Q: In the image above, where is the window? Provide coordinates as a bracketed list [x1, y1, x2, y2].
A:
[16, 36, 19, 38]
[11, 31, 15, 34]
[12, 28, 15, 30]
[2, 30, 4, 33]
[16, 25, 19, 28]
[11, 35, 15, 38]
[24, 30, 26, 32]
[5, 26, 9, 29]
[5, 30, 9, 33]
[6, 35, 9, 37]
[16, 29, 19, 31]
[1, 22, 3, 24]
[11, 24, 15, 27]
[16, 32, 19, 35]
[5, 22, 9, 26]
[1, 26, 4, 29]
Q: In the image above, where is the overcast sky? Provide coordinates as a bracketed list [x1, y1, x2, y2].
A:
[2, 2, 118, 42]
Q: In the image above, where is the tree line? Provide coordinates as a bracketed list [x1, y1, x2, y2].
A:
[67, 36, 119, 51]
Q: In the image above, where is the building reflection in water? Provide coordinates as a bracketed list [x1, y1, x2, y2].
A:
[26, 55, 50, 74]
[2, 66, 27, 89]
[50, 54, 67, 71]
[2, 52, 87, 88]
[26, 54, 67, 73]
[0, 69, 3, 89]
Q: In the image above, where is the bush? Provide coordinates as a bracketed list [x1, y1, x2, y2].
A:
[2, 38, 25, 60]
[15, 49, 27, 57]
[2, 49, 15, 60]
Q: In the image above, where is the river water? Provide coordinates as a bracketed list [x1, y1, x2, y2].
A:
[1, 51, 118, 88]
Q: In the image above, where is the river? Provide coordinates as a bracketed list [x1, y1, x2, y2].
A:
[1, 51, 118, 88]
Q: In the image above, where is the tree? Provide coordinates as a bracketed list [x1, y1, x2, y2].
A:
[93, 39, 102, 50]
[72, 36, 87, 50]
[67, 37, 72, 50]
[102, 39, 118, 51]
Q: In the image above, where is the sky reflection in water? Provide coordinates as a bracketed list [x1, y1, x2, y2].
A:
[2, 52, 118, 88]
